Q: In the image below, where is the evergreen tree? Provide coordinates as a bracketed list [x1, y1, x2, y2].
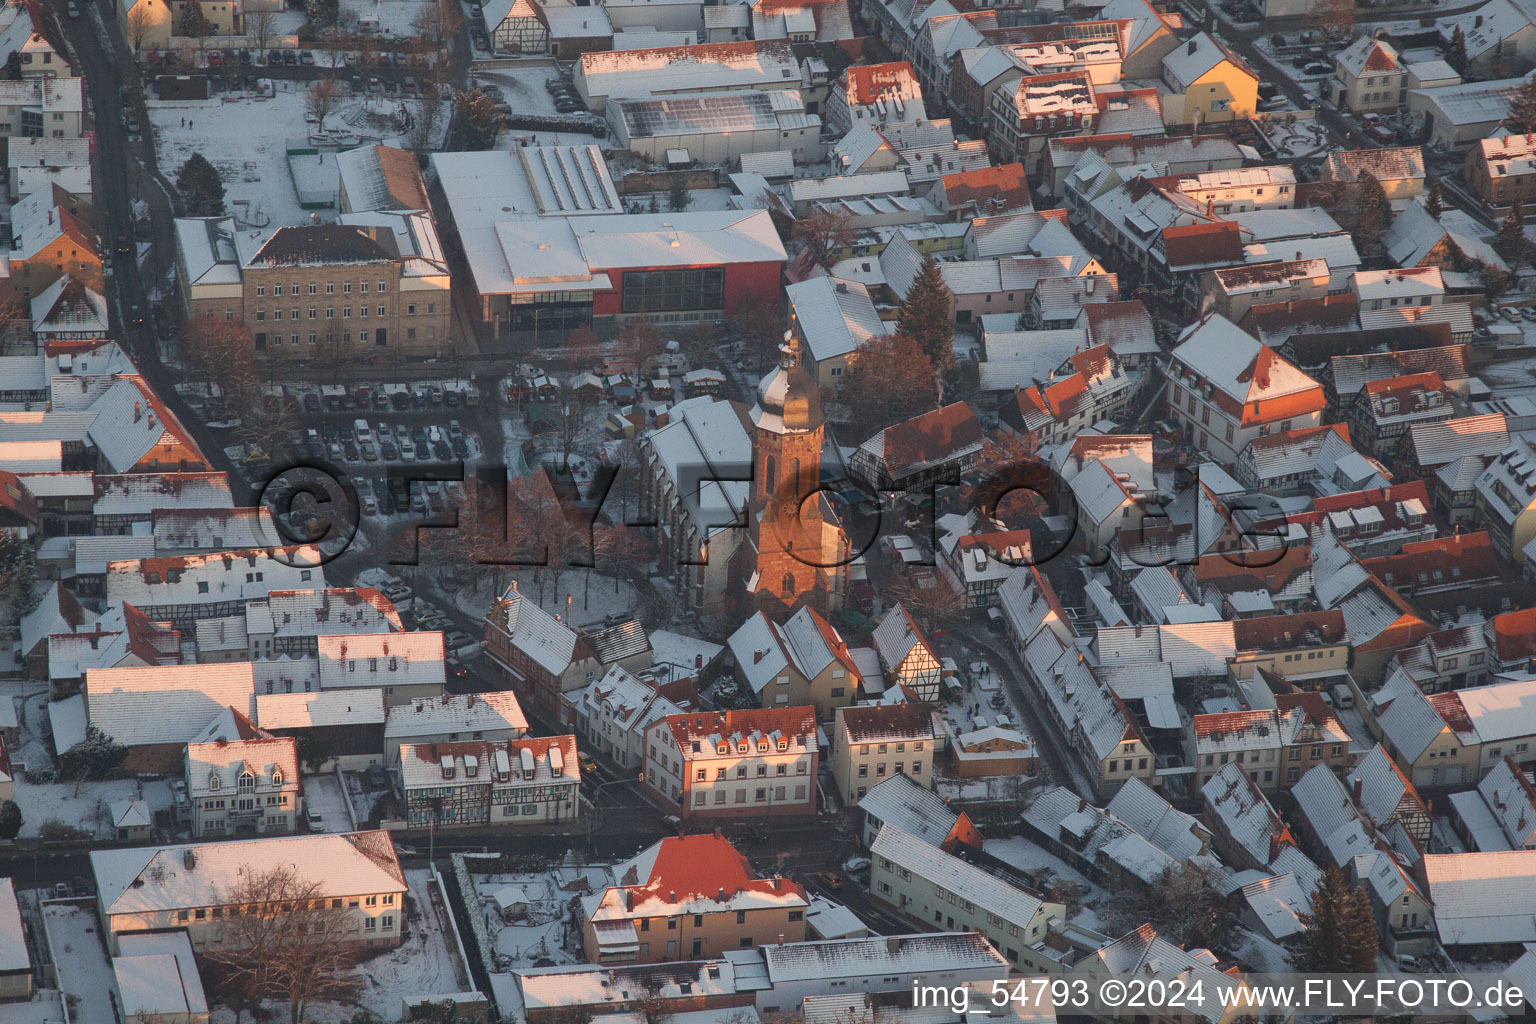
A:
[0, 52, 20, 81]
[178, 0, 213, 40]
[1290, 867, 1380, 973]
[177, 152, 225, 217]
[1351, 170, 1391, 253]
[0, 800, 20, 841]
[897, 254, 956, 379]
[1447, 26, 1467, 75]
[1509, 78, 1536, 135]
[0, 532, 35, 616]
[668, 176, 692, 212]
[452, 90, 504, 150]
[1497, 199, 1527, 263]
[1426, 180, 1444, 219]
[1442, 236, 1470, 272]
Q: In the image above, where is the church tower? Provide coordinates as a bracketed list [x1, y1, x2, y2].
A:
[737, 332, 848, 616]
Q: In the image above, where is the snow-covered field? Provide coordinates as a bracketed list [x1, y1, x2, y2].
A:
[11, 778, 174, 841]
[346, 0, 437, 38]
[469, 865, 612, 970]
[147, 84, 443, 231]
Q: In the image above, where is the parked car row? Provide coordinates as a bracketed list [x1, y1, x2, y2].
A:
[544, 75, 585, 113]
[314, 417, 472, 465]
[303, 382, 477, 414]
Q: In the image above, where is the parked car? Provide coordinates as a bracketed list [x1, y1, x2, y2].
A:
[1502, 306, 1524, 323]
[445, 630, 475, 651]
[307, 808, 326, 832]
[368, 764, 388, 789]
[299, 50, 315, 65]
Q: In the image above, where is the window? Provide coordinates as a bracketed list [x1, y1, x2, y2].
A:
[621, 268, 726, 313]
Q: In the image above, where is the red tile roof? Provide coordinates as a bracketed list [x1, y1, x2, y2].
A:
[1162, 221, 1244, 269]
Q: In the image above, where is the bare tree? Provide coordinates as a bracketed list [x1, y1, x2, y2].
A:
[728, 291, 787, 371]
[842, 332, 938, 432]
[554, 379, 590, 473]
[201, 864, 363, 1024]
[179, 318, 259, 400]
[407, 93, 446, 157]
[1309, 0, 1354, 42]
[593, 520, 648, 595]
[237, 391, 300, 459]
[791, 207, 856, 271]
[412, 0, 463, 58]
[245, 7, 276, 58]
[507, 471, 589, 608]
[125, 1, 158, 52]
[305, 78, 343, 130]
[616, 315, 664, 381]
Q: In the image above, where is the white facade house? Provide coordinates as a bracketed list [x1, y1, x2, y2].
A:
[566, 664, 687, 770]
[90, 832, 407, 953]
[184, 734, 300, 838]
[869, 824, 1065, 972]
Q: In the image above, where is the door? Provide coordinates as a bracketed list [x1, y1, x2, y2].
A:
[376, 328, 387, 347]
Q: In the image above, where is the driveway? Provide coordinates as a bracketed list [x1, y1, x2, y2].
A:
[304, 773, 355, 833]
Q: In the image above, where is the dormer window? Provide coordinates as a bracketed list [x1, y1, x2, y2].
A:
[272, 769, 283, 786]
[208, 771, 221, 791]
[238, 771, 255, 793]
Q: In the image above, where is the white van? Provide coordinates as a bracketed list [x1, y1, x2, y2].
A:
[353, 418, 373, 445]
[1330, 683, 1354, 710]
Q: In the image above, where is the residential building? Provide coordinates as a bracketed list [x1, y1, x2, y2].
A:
[1320, 147, 1427, 200]
[1465, 132, 1536, 208]
[565, 665, 688, 771]
[1475, 436, 1536, 566]
[869, 603, 943, 703]
[1350, 371, 1455, 458]
[784, 276, 887, 387]
[85, 662, 257, 773]
[929, 162, 1032, 221]
[1424, 850, 1536, 952]
[581, 834, 809, 964]
[857, 772, 973, 849]
[383, 692, 529, 769]
[1201, 761, 1298, 872]
[315, 631, 445, 708]
[1365, 669, 1480, 787]
[1190, 693, 1350, 792]
[1160, 33, 1257, 124]
[823, 61, 925, 132]
[868, 823, 1065, 972]
[727, 607, 863, 720]
[1450, 756, 1536, 851]
[0, 879, 30, 1002]
[185, 732, 299, 837]
[1201, 259, 1329, 323]
[1330, 36, 1405, 113]
[1165, 314, 1327, 465]
[850, 402, 982, 500]
[399, 735, 580, 828]
[0, 76, 83, 140]
[642, 707, 819, 819]
[830, 704, 935, 804]
[103, 546, 318, 633]
[90, 831, 407, 953]
[483, 584, 601, 718]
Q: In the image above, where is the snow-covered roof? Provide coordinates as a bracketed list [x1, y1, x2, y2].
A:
[317, 631, 444, 691]
[578, 40, 800, 102]
[1162, 32, 1249, 91]
[858, 772, 959, 847]
[1424, 849, 1536, 945]
[0, 879, 27, 973]
[85, 663, 257, 748]
[761, 931, 1007, 982]
[254, 689, 386, 730]
[489, 587, 581, 676]
[92, 831, 406, 917]
[872, 823, 1052, 927]
[1201, 761, 1289, 866]
[786, 276, 887, 365]
[1240, 873, 1310, 940]
[115, 932, 207, 1017]
[385, 692, 528, 741]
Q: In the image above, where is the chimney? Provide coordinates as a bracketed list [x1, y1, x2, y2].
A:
[886, 936, 901, 954]
[1268, 833, 1283, 863]
[754, 649, 764, 664]
[1476, 13, 1484, 27]
[133, 401, 142, 423]
[46, 209, 52, 225]
[1188, 39, 1197, 55]
[183, 849, 197, 870]
[717, 887, 726, 901]
[1353, 778, 1363, 805]
[626, 890, 635, 911]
